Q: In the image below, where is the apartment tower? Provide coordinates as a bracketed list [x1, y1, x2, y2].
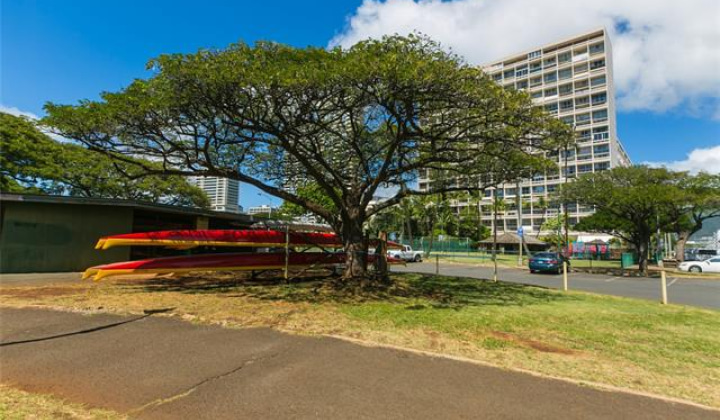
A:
[419, 28, 630, 233]
[189, 176, 241, 213]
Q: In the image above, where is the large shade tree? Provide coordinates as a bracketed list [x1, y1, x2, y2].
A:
[1, 112, 209, 207]
[43, 35, 571, 279]
[563, 166, 689, 274]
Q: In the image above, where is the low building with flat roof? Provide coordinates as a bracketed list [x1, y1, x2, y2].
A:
[0, 193, 256, 273]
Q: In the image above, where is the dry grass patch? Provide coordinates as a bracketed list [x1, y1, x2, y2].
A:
[0, 385, 123, 420]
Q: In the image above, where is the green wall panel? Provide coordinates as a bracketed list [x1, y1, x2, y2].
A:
[0, 202, 133, 273]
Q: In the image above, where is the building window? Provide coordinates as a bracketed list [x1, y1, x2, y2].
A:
[591, 92, 607, 105]
[515, 65, 528, 77]
[531, 90, 542, 99]
[578, 164, 593, 173]
[559, 83, 573, 96]
[529, 61, 542, 74]
[594, 144, 610, 154]
[558, 51, 571, 63]
[573, 63, 588, 74]
[591, 75, 606, 87]
[528, 50, 542, 59]
[576, 113, 591, 125]
[560, 99, 574, 111]
[592, 109, 608, 122]
[544, 87, 558, 97]
[522, 187, 530, 195]
[544, 72, 557, 83]
[575, 79, 589, 93]
[560, 116, 574, 125]
[575, 96, 590, 108]
[589, 42, 605, 55]
[577, 129, 591, 141]
[593, 126, 610, 141]
[545, 102, 558, 114]
[503, 69, 515, 79]
[590, 59, 606, 70]
[558, 68, 572, 80]
[530, 76, 542, 87]
[516, 80, 528, 90]
[492, 72, 502, 81]
[594, 161, 610, 171]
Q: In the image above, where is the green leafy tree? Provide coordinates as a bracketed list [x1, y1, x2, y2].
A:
[663, 173, 720, 260]
[44, 35, 571, 279]
[562, 166, 683, 274]
[0, 112, 209, 207]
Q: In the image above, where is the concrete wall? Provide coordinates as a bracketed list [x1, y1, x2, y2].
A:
[0, 202, 133, 273]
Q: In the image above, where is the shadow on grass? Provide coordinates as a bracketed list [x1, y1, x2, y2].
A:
[123, 271, 575, 309]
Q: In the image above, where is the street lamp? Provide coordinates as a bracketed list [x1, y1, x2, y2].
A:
[257, 192, 275, 216]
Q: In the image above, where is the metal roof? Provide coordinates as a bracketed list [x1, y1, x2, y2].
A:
[0, 193, 255, 222]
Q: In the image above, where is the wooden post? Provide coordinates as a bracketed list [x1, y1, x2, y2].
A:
[284, 225, 290, 282]
[562, 261, 568, 291]
[660, 269, 668, 305]
[435, 254, 439, 275]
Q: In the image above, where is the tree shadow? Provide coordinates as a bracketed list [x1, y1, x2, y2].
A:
[118, 271, 574, 309]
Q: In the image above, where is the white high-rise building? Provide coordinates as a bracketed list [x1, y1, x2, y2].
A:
[418, 28, 631, 234]
[189, 176, 241, 213]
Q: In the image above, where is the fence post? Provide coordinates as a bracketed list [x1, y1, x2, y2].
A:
[660, 269, 668, 305]
[562, 261, 568, 291]
[435, 254, 439, 275]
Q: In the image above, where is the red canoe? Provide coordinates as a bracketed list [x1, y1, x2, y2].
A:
[95, 229, 403, 250]
[83, 252, 404, 281]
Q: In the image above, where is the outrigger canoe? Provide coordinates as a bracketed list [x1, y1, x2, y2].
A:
[83, 252, 404, 281]
[95, 229, 403, 250]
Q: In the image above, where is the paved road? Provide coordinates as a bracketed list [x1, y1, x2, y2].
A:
[393, 262, 720, 310]
[2, 308, 717, 419]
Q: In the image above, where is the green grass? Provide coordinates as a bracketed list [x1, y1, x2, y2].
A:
[1, 272, 718, 408]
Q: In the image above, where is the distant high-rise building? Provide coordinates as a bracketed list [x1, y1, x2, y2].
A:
[418, 28, 631, 233]
[189, 176, 241, 213]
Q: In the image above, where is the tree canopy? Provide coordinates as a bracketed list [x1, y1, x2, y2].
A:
[562, 165, 720, 272]
[0, 112, 210, 207]
[43, 35, 572, 278]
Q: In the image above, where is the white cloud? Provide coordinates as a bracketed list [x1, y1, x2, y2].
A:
[331, 0, 720, 117]
[646, 145, 720, 174]
[0, 104, 40, 120]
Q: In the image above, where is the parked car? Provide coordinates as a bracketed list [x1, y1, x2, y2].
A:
[684, 249, 719, 261]
[677, 257, 720, 273]
[388, 245, 424, 262]
[529, 252, 568, 274]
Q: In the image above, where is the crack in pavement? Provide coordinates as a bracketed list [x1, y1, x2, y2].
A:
[0, 308, 174, 347]
[127, 345, 292, 416]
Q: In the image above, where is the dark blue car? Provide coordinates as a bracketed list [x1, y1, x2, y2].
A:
[529, 252, 567, 274]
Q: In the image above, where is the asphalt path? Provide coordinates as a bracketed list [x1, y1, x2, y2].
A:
[1, 307, 717, 419]
[393, 262, 720, 310]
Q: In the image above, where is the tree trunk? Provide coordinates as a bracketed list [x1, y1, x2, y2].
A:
[637, 241, 649, 275]
[675, 232, 689, 261]
[342, 218, 368, 279]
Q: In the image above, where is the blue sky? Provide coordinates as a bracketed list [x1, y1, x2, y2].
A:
[2, 0, 718, 208]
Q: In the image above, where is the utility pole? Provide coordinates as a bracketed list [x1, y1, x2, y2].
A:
[516, 180, 523, 266]
[562, 143, 571, 291]
[492, 189, 499, 282]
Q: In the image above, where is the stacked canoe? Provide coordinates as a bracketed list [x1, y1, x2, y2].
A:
[84, 229, 403, 281]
